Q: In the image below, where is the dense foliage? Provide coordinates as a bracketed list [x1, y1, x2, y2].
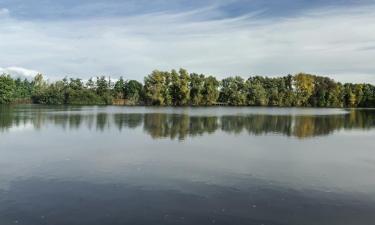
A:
[1, 70, 375, 107]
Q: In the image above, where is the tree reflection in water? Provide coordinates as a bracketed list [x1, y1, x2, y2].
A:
[1, 106, 375, 139]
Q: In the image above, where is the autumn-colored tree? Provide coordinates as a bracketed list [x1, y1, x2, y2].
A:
[293, 73, 315, 106]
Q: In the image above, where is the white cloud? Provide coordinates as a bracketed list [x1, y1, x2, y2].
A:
[0, 4, 374, 83]
[0, 66, 39, 80]
[0, 8, 9, 17]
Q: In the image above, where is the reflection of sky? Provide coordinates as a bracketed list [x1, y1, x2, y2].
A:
[3, 122, 33, 133]
[1, 128, 375, 194]
[1, 107, 375, 224]
[1, 107, 375, 196]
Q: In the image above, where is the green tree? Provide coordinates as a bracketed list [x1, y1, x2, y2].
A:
[144, 70, 171, 105]
[169, 69, 190, 106]
[31, 74, 48, 104]
[177, 68, 190, 105]
[86, 78, 95, 89]
[0, 74, 15, 104]
[246, 77, 268, 106]
[360, 84, 375, 107]
[96, 76, 113, 104]
[220, 76, 247, 106]
[12, 78, 32, 100]
[124, 80, 143, 104]
[189, 73, 205, 105]
[114, 77, 125, 99]
[202, 76, 220, 105]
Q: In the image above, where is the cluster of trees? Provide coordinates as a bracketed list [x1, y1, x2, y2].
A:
[30, 74, 114, 105]
[143, 69, 220, 106]
[0, 74, 33, 104]
[1, 69, 375, 107]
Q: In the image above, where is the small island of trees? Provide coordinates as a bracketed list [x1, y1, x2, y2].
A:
[1, 69, 374, 107]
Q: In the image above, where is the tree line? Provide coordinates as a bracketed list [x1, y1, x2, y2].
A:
[1, 68, 375, 107]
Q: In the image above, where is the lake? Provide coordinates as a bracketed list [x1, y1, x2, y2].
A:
[0, 105, 375, 225]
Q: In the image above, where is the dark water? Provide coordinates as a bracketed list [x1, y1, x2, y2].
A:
[1, 105, 375, 225]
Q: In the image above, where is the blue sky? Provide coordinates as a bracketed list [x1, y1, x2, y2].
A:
[1, 0, 375, 83]
[1, 0, 371, 20]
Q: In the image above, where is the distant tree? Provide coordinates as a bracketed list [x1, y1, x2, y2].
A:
[95, 76, 112, 104]
[293, 73, 315, 106]
[360, 84, 375, 107]
[189, 73, 205, 105]
[12, 78, 32, 100]
[220, 76, 247, 106]
[114, 77, 125, 99]
[31, 74, 48, 104]
[144, 70, 171, 105]
[0, 74, 15, 104]
[202, 76, 220, 105]
[169, 69, 190, 106]
[177, 68, 190, 105]
[69, 78, 83, 90]
[246, 77, 268, 106]
[86, 78, 95, 89]
[124, 80, 143, 104]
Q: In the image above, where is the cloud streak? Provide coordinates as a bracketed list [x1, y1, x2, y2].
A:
[0, 4, 375, 83]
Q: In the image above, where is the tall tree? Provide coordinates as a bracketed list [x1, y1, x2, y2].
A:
[189, 73, 205, 105]
[202, 76, 220, 105]
[96, 76, 113, 104]
[177, 68, 190, 106]
[247, 77, 268, 106]
[114, 77, 125, 99]
[144, 70, 171, 105]
[293, 73, 315, 106]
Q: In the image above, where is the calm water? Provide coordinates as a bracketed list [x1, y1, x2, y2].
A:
[1, 105, 375, 225]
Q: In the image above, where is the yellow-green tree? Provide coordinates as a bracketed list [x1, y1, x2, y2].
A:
[293, 73, 315, 106]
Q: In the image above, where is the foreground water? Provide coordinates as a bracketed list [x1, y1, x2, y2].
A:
[0, 105, 375, 225]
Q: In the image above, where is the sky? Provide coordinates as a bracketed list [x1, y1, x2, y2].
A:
[0, 0, 375, 83]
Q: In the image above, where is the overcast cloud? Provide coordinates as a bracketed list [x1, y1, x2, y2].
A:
[0, 0, 374, 83]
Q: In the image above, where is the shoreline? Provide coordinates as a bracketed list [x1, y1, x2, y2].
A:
[3, 102, 375, 110]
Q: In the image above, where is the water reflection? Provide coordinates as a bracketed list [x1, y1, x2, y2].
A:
[1, 106, 374, 139]
[1, 105, 375, 225]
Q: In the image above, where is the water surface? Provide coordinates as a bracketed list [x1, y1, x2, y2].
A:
[1, 105, 375, 225]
